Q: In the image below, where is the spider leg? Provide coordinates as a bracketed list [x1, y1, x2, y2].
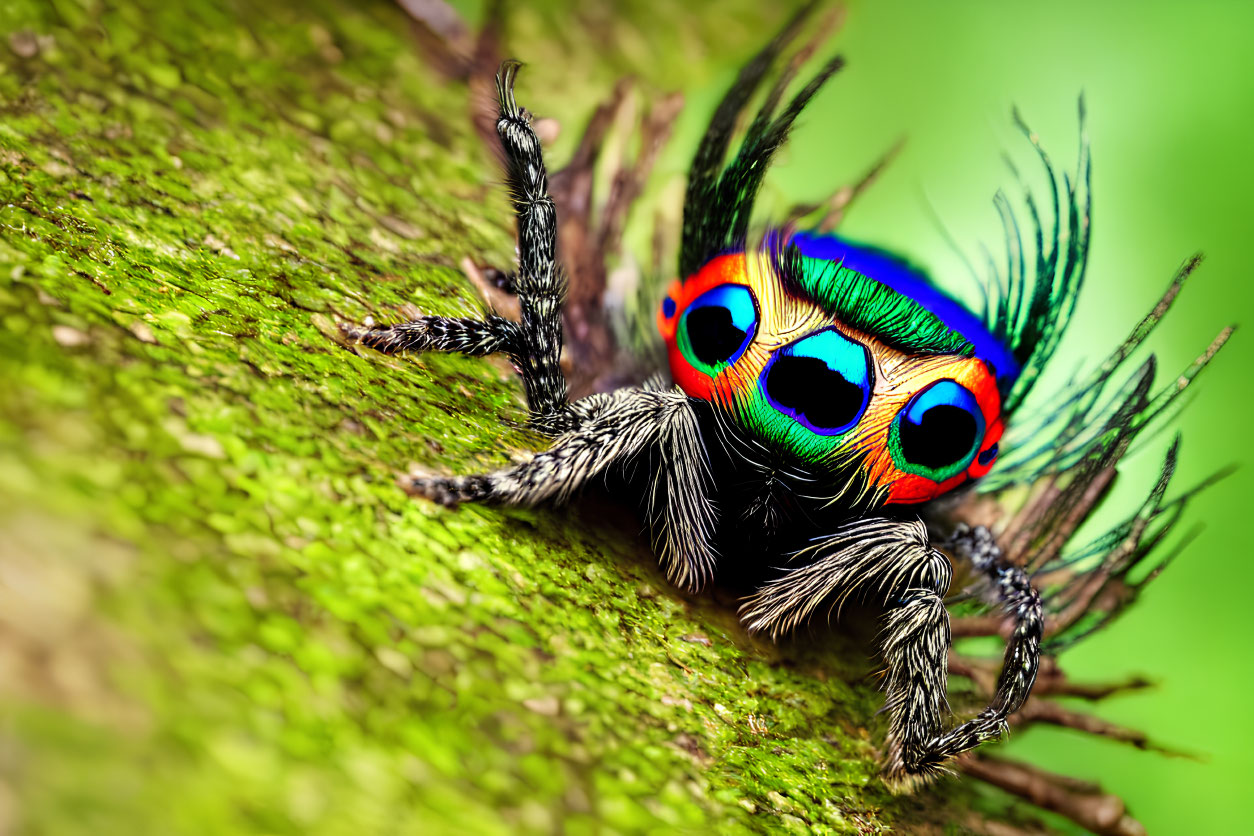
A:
[493, 60, 567, 418]
[343, 315, 521, 357]
[740, 519, 952, 776]
[922, 524, 1043, 773]
[348, 61, 568, 421]
[740, 517, 1043, 783]
[412, 387, 719, 590]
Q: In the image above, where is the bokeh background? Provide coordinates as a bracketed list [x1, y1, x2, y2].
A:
[602, 1, 1254, 831]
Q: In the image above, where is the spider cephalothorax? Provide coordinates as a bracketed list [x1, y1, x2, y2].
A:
[345, 6, 1225, 788]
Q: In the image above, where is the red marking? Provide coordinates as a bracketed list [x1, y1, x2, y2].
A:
[659, 253, 750, 402]
[885, 360, 1004, 504]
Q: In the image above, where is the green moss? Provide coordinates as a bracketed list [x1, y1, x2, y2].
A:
[0, 1, 1042, 833]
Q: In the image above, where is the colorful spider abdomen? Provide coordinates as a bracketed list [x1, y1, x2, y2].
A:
[658, 231, 1008, 504]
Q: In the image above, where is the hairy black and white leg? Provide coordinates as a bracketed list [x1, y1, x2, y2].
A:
[740, 519, 952, 775]
[348, 61, 567, 420]
[922, 524, 1043, 771]
[740, 517, 1043, 782]
[343, 315, 521, 357]
[639, 395, 720, 590]
[412, 387, 719, 590]
[492, 59, 567, 417]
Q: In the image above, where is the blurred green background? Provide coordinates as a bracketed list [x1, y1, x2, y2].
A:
[639, 1, 1253, 832]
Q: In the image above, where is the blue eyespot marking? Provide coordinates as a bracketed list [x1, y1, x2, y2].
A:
[661, 296, 677, 318]
[762, 327, 872, 435]
[679, 284, 759, 372]
[977, 442, 999, 467]
[892, 379, 986, 479]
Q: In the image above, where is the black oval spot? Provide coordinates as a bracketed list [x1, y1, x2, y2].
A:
[765, 355, 865, 431]
[899, 405, 979, 469]
[686, 305, 750, 366]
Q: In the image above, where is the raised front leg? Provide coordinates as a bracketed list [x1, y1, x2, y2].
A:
[346, 61, 567, 422]
[740, 516, 1043, 784]
[412, 387, 720, 591]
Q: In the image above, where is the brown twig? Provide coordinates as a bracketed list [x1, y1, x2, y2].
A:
[595, 91, 684, 268]
[1001, 476, 1060, 566]
[1032, 465, 1121, 573]
[547, 82, 685, 396]
[960, 815, 1052, 836]
[1009, 699, 1194, 758]
[550, 79, 633, 237]
[397, 0, 505, 146]
[950, 614, 1004, 638]
[960, 756, 1147, 836]
[947, 651, 999, 695]
[1026, 657, 1154, 701]
[396, 0, 475, 79]
[951, 652, 1154, 704]
[948, 651, 1169, 758]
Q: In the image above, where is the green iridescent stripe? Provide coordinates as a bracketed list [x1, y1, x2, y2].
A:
[728, 384, 851, 463]
[785, 252, 975, 356]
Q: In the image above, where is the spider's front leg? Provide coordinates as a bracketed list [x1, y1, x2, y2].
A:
[411, 387, 720, 592]
[740, 517, 1043, 783]
[346, 60, 567, 422]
